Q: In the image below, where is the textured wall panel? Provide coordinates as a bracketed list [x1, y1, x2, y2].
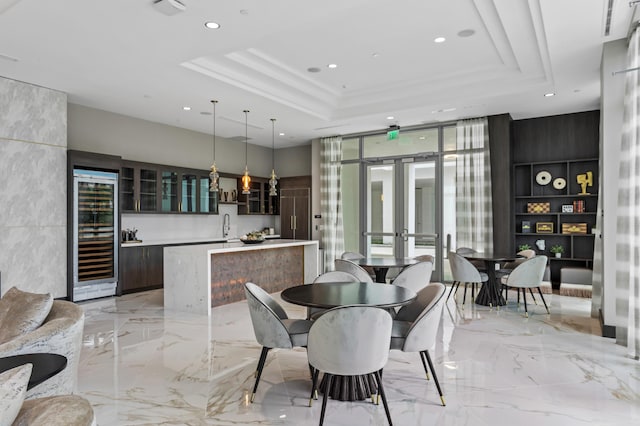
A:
[210, 246, 303, 307]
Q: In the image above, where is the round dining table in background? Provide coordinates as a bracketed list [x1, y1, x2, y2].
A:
[353, 257, 420, 283]
[281, 281, 416, 401]
[462, 252, 516, 307]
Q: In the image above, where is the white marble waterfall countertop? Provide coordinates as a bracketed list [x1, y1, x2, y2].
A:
[164, 239, 319, 316]
[120, 234, 281, 247]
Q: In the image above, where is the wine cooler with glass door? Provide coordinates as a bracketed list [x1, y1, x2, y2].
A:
[72, 169, 119, 301]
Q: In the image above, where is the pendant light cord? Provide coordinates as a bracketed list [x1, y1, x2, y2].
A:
[244, 110, 249, 167]
[271, 118, 276, 169]
[211, 100, 217, 162]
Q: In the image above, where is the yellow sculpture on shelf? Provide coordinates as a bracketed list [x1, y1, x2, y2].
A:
[577, 171, 593, 195]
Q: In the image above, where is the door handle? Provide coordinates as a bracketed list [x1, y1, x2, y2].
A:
[290, 216, 294, 230]
[293, 216, 297, 230]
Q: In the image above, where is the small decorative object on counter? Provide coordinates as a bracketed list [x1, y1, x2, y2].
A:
[561, 204, 574, 213]
[240, 231, 266, 244]
[573, 200, 585, 213]
[521, 221, 531, 233]
[535, 239, 546, 251]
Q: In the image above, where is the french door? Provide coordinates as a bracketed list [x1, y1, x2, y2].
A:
[363, 157, 441, 281]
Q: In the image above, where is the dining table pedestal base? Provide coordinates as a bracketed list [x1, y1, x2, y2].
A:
[319, 373, 377, 401]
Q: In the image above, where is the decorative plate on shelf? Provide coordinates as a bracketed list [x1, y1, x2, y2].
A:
[553, 177, 567, 190]
[535, 170, 552, 185]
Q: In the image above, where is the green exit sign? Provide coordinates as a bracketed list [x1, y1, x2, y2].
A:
[387, 129, 399, 140]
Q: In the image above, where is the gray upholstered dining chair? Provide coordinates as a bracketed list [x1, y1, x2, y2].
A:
[414, 254, 435, 263]
[447, 252, 488, 304]
[391, 260, 434, 294]
[455, 247, 486, 271]
[334, 259, 374, 284]
[390, 282, 446, 406]
[307, 271, 359, 320]
[244, 282, 312, 403]
[497, 249, 538, 303]
[340, 251, 365, 260]
[500, 255, 549, 317]
[340, 252, 377, 280]
[307, 306, 394, 426]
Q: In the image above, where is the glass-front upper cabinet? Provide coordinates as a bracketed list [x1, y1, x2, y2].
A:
[160, 171, 178, 212]
[180, 173, 198, 213]
[121, 161, 158, 213]
[199, 175, 219, 214]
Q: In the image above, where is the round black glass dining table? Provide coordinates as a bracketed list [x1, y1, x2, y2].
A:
[281, 281, 416, 309]
[462, 252, 516, 307]
[281, 282, 416, 402]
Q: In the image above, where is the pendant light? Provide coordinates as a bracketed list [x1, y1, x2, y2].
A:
[268, 118, 278, 196]
[241, 110, 251, 195]
[209, 100, 219, 192]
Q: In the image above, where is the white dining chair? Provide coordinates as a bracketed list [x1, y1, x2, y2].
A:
[391, 260, 434, 295]
[447, 252, 488, 304]
[340, 252, 377, 280]
[390, 282, 446, 406]
[334, 259, 374, 284]
[501, 256, 549, 317]
[244, 282, 312, 402]
[307, 305, 394, 425]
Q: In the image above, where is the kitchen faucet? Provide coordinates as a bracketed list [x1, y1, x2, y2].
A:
[223, 213, 230, 238]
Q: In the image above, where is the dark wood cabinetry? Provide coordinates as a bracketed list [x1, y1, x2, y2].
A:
[158, 167, 219, 214]
[121, 161, 159, 213]
[119, 245, 163, 294]
[279, 176, 311, 240]
[512, 111, 600, 287]
[237, 177, 279, 215]
[121, 162, 219, 214]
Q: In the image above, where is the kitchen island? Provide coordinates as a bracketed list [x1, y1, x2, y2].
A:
[163, 239, 319, 316]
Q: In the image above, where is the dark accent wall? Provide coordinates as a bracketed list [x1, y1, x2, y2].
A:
[488, 114, 513, 254]
[512, 111, 600, 163]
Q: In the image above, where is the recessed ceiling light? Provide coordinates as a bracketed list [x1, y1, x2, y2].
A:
[419, 136, 426, 140]
[544, 92, 555, 97]
[327, 63, 338, 69]
[204, 21, 220, 29]
[372, 53, 379, 58]
[307, 67, 321, 73]
[183, 106, 191, 111]
[279, 132, 285, 136]
[457, 29, 475, 38]
[386, 116, 395, 120]
[434, 36, 446, 43]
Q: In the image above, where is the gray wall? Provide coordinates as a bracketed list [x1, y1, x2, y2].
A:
[67, 103, 311, 178]
[0, 77, 68, 298]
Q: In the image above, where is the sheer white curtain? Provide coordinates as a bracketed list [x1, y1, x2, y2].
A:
[617, 27, 640, 360]
[320, 136, 344, 272]
[455, 117, 493, 253]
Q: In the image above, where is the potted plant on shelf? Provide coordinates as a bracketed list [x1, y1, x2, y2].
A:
[550, 245, 564, 258]
[518, 243, 532, 252]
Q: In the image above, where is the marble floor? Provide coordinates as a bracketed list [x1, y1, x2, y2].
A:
[77, 288, 640, 425]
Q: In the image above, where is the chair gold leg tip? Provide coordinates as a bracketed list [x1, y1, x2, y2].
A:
[308, 399, 313, 407]
[250, 393, 255, 403]
[440, 396, 446, 406]
[315, 390, 318, 400]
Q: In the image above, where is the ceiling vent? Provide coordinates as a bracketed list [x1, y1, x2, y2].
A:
[152, 0, 186, 16]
